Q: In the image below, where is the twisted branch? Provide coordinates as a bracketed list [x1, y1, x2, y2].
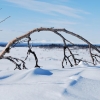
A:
[1, 56, 27, 70]
[0, 27, 100, 69]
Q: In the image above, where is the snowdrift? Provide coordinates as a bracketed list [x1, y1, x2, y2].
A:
[0, 47, 100, 100]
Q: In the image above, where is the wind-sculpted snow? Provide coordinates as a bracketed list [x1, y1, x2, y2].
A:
[63, 77, 100, 100]
[0, 47, 100, 100]
[33, 68, 53, 75]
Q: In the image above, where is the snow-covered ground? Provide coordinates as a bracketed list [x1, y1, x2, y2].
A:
[0, 47, 100, 100]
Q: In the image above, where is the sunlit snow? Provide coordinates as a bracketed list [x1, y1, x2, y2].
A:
[0, 47, 100, 100]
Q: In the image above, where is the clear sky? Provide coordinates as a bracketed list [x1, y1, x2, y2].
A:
[0, 0, 100, 44]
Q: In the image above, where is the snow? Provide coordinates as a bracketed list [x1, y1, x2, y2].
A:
[0, 47, 100, 100]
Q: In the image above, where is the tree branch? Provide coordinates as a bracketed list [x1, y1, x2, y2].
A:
[0, 16, 11, 24]
[0, 27, 100, 69]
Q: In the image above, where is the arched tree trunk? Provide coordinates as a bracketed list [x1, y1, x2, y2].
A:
[0, 27, 100, 69]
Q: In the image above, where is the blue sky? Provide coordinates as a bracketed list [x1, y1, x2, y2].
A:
[0, 0, 100, 43]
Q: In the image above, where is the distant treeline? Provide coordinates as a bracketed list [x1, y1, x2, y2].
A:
[0, 42, 100, 48]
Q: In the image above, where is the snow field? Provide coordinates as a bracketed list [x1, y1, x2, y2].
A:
[0, 47, 100, 100]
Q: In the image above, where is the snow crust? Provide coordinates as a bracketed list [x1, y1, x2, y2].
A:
[0, 47, 100, 100]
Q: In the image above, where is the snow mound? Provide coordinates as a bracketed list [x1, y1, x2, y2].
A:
[0, 47, 100, 100]
[79, 61, 90, 67]
[0, 74, 12, 80]
[32, 68, 53, 75]
[69, 76, 82, 86]
[63, 77, 100, 100]
[81, 68, 100, 80]
[0, 68, 53, 83]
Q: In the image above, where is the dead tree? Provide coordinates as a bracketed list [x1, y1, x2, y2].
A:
[0, 27, 100, 69]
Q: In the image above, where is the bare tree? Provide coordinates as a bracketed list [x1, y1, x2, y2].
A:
[0, 27, 100, 70]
